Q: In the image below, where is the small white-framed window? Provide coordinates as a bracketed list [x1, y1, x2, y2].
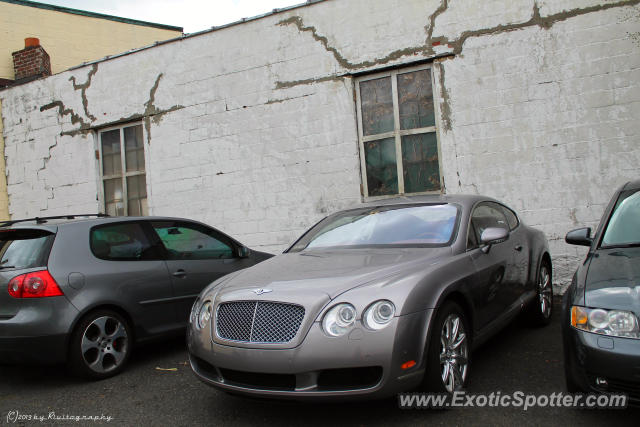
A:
[97, 123, 148, 216]
[355, 64, 442, 198]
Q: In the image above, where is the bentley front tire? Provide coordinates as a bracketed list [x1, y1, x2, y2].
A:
[423, 301, 470, 393]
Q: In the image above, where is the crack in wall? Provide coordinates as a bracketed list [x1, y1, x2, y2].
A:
[265, 93, 314, 104]
[275, 74, 344, 89]
[143, 73, 184, 144]
[276, 0, 639, 89]
[68, 63, 98, 122]
[40, 72, 183, 139]
[436, 60, 452, 132]
[40, 101, 91, 128]
[431, 0, 640, 54]
[277, 16, 428, 72]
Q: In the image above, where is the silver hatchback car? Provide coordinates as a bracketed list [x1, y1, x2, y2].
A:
[188, 194, 552, 399]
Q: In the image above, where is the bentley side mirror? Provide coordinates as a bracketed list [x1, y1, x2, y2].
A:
[565, 227, 592, 247]
[480, 227, 509, 253]
[237, 246, 251, 258]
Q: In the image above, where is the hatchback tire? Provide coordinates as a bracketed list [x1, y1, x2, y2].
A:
[68, 309, 132, 379]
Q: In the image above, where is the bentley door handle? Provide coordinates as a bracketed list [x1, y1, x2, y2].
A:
[514, 245, 523, 252]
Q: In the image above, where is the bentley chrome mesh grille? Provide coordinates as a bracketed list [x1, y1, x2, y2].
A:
[216, 301, 305, 343]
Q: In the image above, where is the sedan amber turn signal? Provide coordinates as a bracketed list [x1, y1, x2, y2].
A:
[401, 360, 416, 370]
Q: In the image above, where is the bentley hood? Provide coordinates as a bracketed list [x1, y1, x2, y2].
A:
[215, 247, 452, 300]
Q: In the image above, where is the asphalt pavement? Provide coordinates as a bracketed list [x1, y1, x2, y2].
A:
[1, 302, 638, 426]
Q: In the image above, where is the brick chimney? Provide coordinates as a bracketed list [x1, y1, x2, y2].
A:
[12, 38, 51, 83]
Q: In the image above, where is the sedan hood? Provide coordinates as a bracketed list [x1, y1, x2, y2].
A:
[217, 247, 452, 299]
[584, 247, 640, 313]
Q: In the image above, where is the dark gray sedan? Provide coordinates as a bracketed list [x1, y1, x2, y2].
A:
[0, 215, 271, 379]
[188, 194, 552, 399]
[562, 179, 640, 403]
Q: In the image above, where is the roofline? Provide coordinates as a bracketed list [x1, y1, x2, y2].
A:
[64, 0, 329, 72]
[0, 0, 183, 32]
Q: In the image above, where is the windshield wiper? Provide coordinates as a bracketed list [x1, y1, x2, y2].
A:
[0, 265, 15, 269]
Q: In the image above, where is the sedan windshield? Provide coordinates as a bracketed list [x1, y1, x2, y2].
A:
[290, 203, 459, 251]
[601, 189, 640, 248]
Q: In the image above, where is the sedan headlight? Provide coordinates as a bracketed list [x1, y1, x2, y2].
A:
[571, 306, 640, 339]
[322, 303, 357, 337]
[197, 301, 213, 329]
[363, 300, 395, 330]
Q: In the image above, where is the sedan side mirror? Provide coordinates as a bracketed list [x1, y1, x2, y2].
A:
[480, 227, 509, 253]
[565, 227, 592, 247]
[237, 246, 251, 258]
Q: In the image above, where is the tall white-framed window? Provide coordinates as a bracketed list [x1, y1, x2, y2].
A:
[97, 123, 148, 216]
[355, 64, 442, 198]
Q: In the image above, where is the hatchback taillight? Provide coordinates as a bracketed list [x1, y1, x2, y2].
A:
[7, 270, 63, 298]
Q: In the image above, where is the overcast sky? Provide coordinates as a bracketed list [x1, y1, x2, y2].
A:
[39, 0, 304, 33]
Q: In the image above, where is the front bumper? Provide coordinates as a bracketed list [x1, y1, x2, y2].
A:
[564, 326, 640, 403]
[188, 309, 434, 400]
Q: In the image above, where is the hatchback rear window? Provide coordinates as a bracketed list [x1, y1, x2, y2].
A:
[0, 229, 55, 270]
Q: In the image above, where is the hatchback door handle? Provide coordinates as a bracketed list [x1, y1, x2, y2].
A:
[172, 269, 187, 278]
[514, 245, 523, 252]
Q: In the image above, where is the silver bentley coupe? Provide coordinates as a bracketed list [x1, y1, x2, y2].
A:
[188, 194, 552, 399]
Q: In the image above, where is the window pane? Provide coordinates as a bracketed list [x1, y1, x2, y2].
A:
[127, 175, 148, 217]
[360, 77, 394, 136]
[364, 137, 398, 197]
[104, 178, 124, 216]
[101, 129, 122, 176]
[471, 204, 509, 242]
[602, 190, 640, 246]
[124, 125, 145, 172]
[401, 133, 440, 193]
[500, 205, 519, 230]
[398, 69, 435, 129]
[152, 223, 233, 260]
[90, 223, 157, 260]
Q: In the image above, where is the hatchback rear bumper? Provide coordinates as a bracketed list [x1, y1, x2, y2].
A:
[0, 334, 67, 364]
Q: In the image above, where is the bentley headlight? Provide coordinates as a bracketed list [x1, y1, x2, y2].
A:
[571, 306, 640, 339]
[363, 300, 395, 330]
[197, 301, 212, 329]
[190, 298, 201, 325]
[322, 303, 357, 337]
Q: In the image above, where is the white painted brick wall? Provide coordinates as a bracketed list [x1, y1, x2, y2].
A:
[1, 0, 638, 289]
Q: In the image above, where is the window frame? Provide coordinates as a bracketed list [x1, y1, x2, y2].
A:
[96, 122, 148, 216]
[355, 63, 443, 200]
